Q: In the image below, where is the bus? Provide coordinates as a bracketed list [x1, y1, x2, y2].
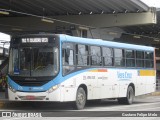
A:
[7, 34, 156, 110]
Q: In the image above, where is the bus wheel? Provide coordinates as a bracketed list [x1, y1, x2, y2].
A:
[73, 87, 86, 110]
[118, 86, 134, 105]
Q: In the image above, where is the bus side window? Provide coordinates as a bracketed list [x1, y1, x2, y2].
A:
[68, 49, 74, 65]
[62, 42, 75, 75]
[136, 51, 144, 68]
[90, 46, 102, 66]
[62, 48, 74, 65]
[144, 51, 154, 68]
[114, 48, 125, 67]
[102, 47, 113, 66]
[62, 49, 68, 65]
[76, 44, 89, 66]
[125, 50, 135, 67]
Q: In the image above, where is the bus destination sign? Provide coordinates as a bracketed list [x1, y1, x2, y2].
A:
[22, 38, 48, 43]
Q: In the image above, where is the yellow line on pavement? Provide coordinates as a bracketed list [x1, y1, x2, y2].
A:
[151, 92, 160, 96]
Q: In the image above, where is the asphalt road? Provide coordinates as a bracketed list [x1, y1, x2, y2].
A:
[0, 95, 160, 120]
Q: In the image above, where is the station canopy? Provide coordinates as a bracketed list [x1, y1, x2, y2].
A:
[0, 0, 159, 43]
[0, 0, 150, 16]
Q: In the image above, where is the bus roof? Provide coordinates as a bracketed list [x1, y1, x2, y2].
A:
[60, 34, 154, 52]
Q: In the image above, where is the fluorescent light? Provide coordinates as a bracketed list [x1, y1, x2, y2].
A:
[12, 28, 23, 31]
[79, 26, 89, 30]
[101, 11, 104, 14]
[41, 18, 54, 23]
[79, 12, 82, 15]
[0, 11, 9, 15]
[108, 32, 117, 35]
[154, 39, 160, 42]
[133, 36, 141, 38]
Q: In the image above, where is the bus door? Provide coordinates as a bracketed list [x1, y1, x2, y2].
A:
[99, 75, 113, 99]
[136, 70, 146, 95]
[98, 70, 119, 99]
[88, 74, 100, 99]
[111, 71, 120, 98]
[112, 80, 119, 98]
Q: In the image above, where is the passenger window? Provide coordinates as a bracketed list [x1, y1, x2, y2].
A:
[102, 47, 113, 66]
[90, 46, 102, 66]
[125, 50, 135, 67]
[136, 51, 144, 59]
[144, 52, 154, 68]
[114, 48, 125, 67]
[62, 42, 75, 75]
[76, 44, 89, 66]
[136, 51, 144, 67]
[145, 52, 153, 59]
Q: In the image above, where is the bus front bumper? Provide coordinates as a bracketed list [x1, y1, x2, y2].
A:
[8, 88, 61, 102]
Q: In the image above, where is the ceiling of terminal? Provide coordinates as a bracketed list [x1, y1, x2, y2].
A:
[0, 0, 159, 42]
[0, 0, 149, 16]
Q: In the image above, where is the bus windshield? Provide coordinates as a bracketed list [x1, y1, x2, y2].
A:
[9, 47, 59, 77]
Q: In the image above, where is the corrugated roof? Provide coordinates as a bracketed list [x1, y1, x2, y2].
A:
[1, 0, 159, 41]
[0, 0, 149, 16]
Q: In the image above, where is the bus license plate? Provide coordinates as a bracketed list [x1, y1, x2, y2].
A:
[26, 95, 35, 100]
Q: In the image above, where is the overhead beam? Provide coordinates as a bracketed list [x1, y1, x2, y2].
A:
[0, 8, 157, 34]
[54, 7, 157, 27]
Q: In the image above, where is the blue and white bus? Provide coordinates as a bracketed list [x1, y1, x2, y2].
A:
[8, 34, 156, 109]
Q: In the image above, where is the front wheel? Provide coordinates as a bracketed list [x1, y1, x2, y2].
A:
[73, 87, 86, 110]
[118, 86, 134, 105]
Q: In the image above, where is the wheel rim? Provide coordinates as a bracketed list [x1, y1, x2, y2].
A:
[77, 92, 85, 105]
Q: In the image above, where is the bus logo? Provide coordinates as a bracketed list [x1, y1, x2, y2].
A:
[117, 71, 132, 80]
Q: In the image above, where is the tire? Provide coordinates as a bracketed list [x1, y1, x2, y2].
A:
[73, 87, 86, 110]
[118, 86, 134, 105]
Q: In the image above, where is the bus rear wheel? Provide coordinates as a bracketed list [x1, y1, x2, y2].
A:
[118, 86, 134, 105]
[73, 87, 86, 110]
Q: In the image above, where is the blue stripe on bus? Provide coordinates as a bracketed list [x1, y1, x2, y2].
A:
[8, 68, 90, 92]
[8, 67, 154, 92]
[60, 34, 154, 51]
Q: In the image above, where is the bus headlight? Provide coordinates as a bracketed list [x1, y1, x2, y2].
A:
[8, 84, 16, 93]
[47, 85, 59, 93]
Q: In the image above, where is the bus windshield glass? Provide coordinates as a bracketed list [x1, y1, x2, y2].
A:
[9, 47, 59, 77]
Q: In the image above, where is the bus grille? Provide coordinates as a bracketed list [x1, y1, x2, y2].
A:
[9, 76, 53, 87]
[13, 80, 50, 86]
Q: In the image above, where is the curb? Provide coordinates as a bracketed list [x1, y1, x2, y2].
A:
[134, 92, 160, 99]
